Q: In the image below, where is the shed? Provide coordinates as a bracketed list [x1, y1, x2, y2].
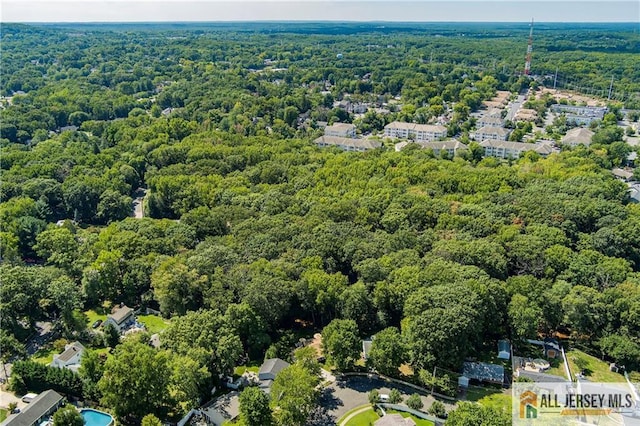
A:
[498, 340, 511, 360]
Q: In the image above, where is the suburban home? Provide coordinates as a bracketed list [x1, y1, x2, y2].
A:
[498, 340, 511, 360]
[200, 392, 240, 426]
[395, 140, 468, 157]
[313, 135, 381, 152]
[562, 127, 594, 147]
[0, 390, 64, 426]
[612, 168, 634, 182]
[471, 126, 510, 141]
[514, 108, 538, 122]
[462, 361, 505, 385]
[258, 358, 290, 392]
[543, 338, 561, 359]
[384, 122, 447, 142]
[324, 122, 357, 138]
[50, 341, 85, 372]
[374, 413, 417, 426]
[104, 304, 135, 333]
[550, 104, 607, 125]
[476, 115, 504, 128]
[480, 140, 552, 159]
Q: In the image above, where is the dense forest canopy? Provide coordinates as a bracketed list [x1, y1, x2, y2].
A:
[1, 22, 639, 425]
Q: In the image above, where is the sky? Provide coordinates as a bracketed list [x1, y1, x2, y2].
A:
[1, 0, 639, 23]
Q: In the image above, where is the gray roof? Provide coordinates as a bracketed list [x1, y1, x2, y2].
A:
[56, 342, 84, 362]
[108, 305, 134, 324]
[463, 362, 505, 383]
[519, 370, 568, 383]
[259, 358, 290, 377]
[375, 413, 416, 426]
[480, 139, 553, 155]
[475, 126, 510, 137]
[562, 127, 594, 145]
[1, 390, 63, 426]
[202, 392, 240, 426]
[415, 140, 468, 151]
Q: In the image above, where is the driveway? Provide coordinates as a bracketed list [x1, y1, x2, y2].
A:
[309, 375, 451, 425]
[0, 389, 26, 410]
[25, 321, 55, 356]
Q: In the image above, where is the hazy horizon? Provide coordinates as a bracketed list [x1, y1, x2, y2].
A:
[2, 1, 638, 24]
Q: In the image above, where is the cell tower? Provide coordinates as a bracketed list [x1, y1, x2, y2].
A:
[524, 18, 534, 76]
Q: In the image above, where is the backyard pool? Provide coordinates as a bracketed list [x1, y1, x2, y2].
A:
[80, 409, 114, 426]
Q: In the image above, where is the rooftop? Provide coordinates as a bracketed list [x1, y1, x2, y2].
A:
[108, 305, 134, 324]
[56, 341, 84, 363]
[314, 135, 381, 150]
[259, 358, 290, 377]
[374, 413, 417, 426]
[1, 390, 63, 426]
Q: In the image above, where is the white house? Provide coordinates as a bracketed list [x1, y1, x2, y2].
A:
[384, 122, 447, 142]
[472, 126, 510, 142]
[324, 123, 356, 138]
[395, 140, 468, 157]
[477, 116, 504, 128]
[104, 304, 135, 333]
[480, 140, 552, 159]
[50, 342, 85, 372]
[314, 135, 381, 152]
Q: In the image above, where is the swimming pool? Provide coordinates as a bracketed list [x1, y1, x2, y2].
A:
[80, 409, 114, 426]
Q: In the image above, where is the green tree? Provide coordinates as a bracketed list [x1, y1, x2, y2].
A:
[367, 327, 406, 376]
[99, 340, 170, 423]
[52, 404, 84, 426]
[239, 386, 273, 426]
[79, 349, 105, 401]
[428, 400, 446, 418]
[141, 414, 163, 426]
[322, 319, 361, 371]
[368, 389, 379, 405]
[151, 257, 207, 316]
[508, 294, 543, 341]
[406, 393, 424, 410]
[270, 363, 319, 426]
[388, 388, 402, 404]
[103, 322, 120, 348]
[446, 402, 510, 426]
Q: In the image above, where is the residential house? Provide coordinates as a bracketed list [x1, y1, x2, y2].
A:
[471, 126, 510, 142]
[104, 304, 135, 333]
[551, 104, 607, 125]
[626, 151, 637, 167]
[476, 116, 504, 128]
[324, 123, 356, 138]
[514, 108, 538, 122]
[480, 140, 552, 159]
[384, 122, 447, 142]
[258, 358, 290, 392]
[51, 341, 85, 372]
[612, 168, 634, 182]
[562, 128, 594, 147]
[462, 362, 505, 385]
[201, 392, 240, 426]
[1, 390, 64, 426]
[314, 136, 381, 152]
[395, 140, 468, 157]
[374, 414, 417, 426]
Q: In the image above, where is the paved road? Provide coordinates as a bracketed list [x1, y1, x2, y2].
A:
[308, 375, 451, 425]
[505, 95, 525, 122]
[0, 389, 26, 411]
[25, 321, 54, 356]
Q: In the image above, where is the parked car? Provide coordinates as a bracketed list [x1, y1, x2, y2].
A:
[92, 319, 103, 329]
[22, 393, 38, 403]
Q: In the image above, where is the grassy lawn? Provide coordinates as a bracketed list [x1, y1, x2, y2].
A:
[477, 392, 512, 412]
[386, 410, 435, 426]
[0, 408, 7, 422]
[85, 309, 107, 326]
[138, 314, 170, 334]
[566, 349, 625, 383]
[464, 385, 503, 402]
[234, 364, 260, 377]
[545, 357, 568, 379]
[31, 346, 56, 364]
[343, 407, 379, 426]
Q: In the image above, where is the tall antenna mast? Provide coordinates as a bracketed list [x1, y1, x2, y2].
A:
[524, 18, 534, 76]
